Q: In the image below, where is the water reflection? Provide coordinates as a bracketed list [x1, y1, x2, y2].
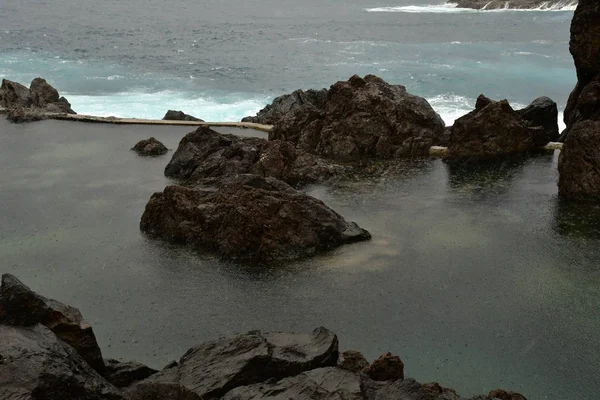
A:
[553, 197, 600, 239]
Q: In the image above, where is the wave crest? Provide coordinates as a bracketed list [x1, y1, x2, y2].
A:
[365, 1, 577, 13]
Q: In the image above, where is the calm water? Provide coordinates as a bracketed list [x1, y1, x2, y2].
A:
[0, 119, 599, 399]
[0, 0, 576, 127]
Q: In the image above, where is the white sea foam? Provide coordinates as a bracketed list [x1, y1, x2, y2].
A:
[365, 1, 577, 13]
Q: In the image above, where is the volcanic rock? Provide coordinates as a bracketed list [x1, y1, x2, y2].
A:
[516, 96, 559, 145]
[163, 110, 204, 122]
[242, 88, 327, 125]
[0, 77, 76, 118]
[104, 359, 158, 388]
[337, 350, 370, 373]
[558, 120, 600, 198]
[363, 352, 404, 382]
[131, 137, 168, 156]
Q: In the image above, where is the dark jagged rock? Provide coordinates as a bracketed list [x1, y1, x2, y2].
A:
[516, 96, 559, 146]
[269, 75, 445, 160]
[488, 389, 528, 400]
[337, 350, 370, 373]
[164, 126, 341, 187]
[558, 120, 600, 198]
[0, 273, 105, 373]
[104, 359, 158, 388]
[564, 0, 600, 135]
[242, 88, 327, 125]
[362, 377, 456, 400]
[363, 352, 404, 382]
[127, 327, 339, 400]
[422, 382, 460, 399]
[139, 175, 371, 262]
[447, 98, 545, 160]
[0, 324, 123, 400]
[0, 77, 76, 119]
[453, 0, 576, 9]
[163, 110, 204, 122]
[131, 137, 168, 156]
[223, 367, 364, 400]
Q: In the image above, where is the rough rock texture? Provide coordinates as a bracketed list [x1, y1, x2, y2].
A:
[131, 137, 169, 156]
[0, 324, 123, 400]
[139, 175, 371, 262]
[516, 96, 560, 145]
[447, 98, 544, 160]
[337, 350, 370, 373]
[163, 110, 204, 122]
[6, 106, 45, 123]
[104, 359, 158, 388]
[0, 273, 105, 373]
[127, 327, 339, 400]
[564, 0, 600, 134]
[242, 89, 327, 125]
[0, 78, 76, 118]
[453, 0, 576, 9]
[269, 75, 445, 160]
[363, 352, 404, 382]
[487, 389, 528, 400]
[558, 120, 600, 198]
[164, 126, 341, 187]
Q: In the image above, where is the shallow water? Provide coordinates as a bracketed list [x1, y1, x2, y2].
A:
[1, 119, 599, 399]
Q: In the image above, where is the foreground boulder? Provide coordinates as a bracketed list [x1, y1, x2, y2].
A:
[162, 110, 204, 122]
[104, 359, 158, 388]
[242, 88, 327, 125]
[453, 0, 576, 9]
[164, 126, 342, 187]
[140, 175, 371, 262]
[268, 75, 445, 160]
[0, 274, 105, 373]
[0, 324, 123, 400]
[363, 352, 404, 382]
[446, 96, 552, 160]
[131, 137, 168, 156]
[0, 78, 75, 117]
[558, 121, 600, 198]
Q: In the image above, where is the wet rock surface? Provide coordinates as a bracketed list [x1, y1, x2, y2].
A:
[516, 96, 559, 146]
[242, 88, 327, 125]
[0, 77, 76, 119]
[163, 110, 204, 122]
[131, 137, 168, 156]
[558, 120, 600, 198]
[164, 126, 341, 187]
[268, 75, 445, 160]
[0, 274, 528, 400]
[139, 175, 371, 262]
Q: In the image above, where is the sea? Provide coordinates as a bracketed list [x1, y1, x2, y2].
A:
[0, 0, 577, 128]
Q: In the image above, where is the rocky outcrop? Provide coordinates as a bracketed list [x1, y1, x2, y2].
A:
[1, 274, 528, 400]
[446, 95, 555, 160]
[0, 274, 106, 373]
[163, 110, 204, 122]
[127, 327, 339, 400]
[131, 137, 168, 156]
[558, 1, 600, 198]
[363, 352, 404, 382]
[0, 78, 76, 118]
[453, 0, 577, 9]
[139, 175, 371, 262]
[242, 88, 327, 125]
[164, 126, 342, 187]
[104, 359, 158, 388]
[337, 350, 370, 373]
[269, 75, 445, 160]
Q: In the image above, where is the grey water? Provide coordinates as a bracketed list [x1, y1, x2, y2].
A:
[1, 119, 599, 400]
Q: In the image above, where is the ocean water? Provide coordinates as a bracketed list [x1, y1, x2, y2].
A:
[0, 0, 576, 128]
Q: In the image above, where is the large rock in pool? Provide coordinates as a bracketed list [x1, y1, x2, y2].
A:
[0, 77, 76, 116]
[446, 96, 549, 160]
[164, 126, 341, 187]
[269, 75, 446, 160]
[140, 175, 371, 262]
[453, 0, 575, 9]
[242, 88, 327, 125]
[131, 137, 168, 156]
[126, 327, 339, 400]
[0, 324, 123, 400]
[0, 273, 106, 373]
[0, 79, 30, 108]
[558, 120, 600, 198]
[516, 96, 559, 146]
[162, 110, 204, 122]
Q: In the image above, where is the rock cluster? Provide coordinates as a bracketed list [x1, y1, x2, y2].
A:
[242, 88, 327, 125]
[131, 137, 169, 156]
[0, 273, 528, 400]
[163, 110, 204, 122]
[0, 78, 76, 120]
[140, 175, 371, 262]
[558, 0, 600, 198]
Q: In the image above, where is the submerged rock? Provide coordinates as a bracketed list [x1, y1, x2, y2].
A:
[270, 75, 445, 160]
[131, 137, 168, 156]
[127, 327, 339, 400]
[164, 126, 341, 187]
[162, 110, 204, 122]
[453, 0, 576, 9]
[0, 77, 76, 119]
[104, 359, 158, 388]
[0, 273, 106, 373]
[242, 88, 327, 125]
[139, 175, 371, 262]
[0, 324, 123, 400]
[558, 120, 600, 198]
